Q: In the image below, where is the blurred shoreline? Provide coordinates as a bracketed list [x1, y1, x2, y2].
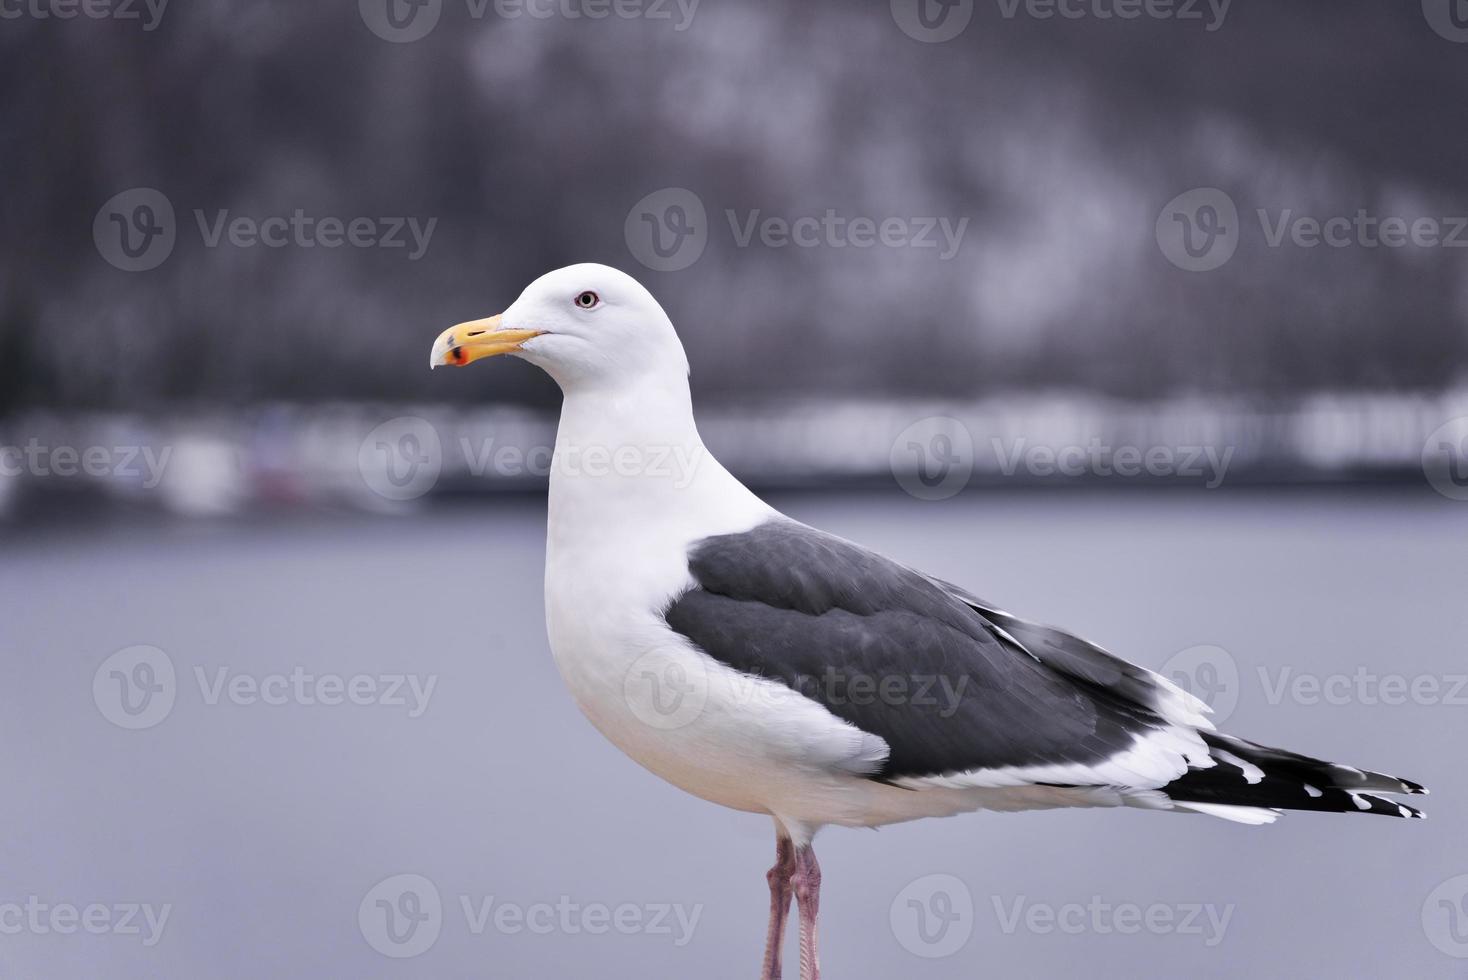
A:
[2, 388, 1464, 525]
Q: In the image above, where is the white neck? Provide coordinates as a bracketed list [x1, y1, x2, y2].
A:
[544, 374, 774, 584]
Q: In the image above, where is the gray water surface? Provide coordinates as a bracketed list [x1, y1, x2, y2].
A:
[2, 490, 1464, 978]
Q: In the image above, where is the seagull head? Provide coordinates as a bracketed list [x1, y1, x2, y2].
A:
[430, 263, 690, 390]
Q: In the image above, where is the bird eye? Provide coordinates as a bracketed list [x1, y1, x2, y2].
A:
[574, 290, 600, 309]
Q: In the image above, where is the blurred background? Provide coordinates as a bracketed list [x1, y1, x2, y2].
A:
[2, 1, 1467, 977]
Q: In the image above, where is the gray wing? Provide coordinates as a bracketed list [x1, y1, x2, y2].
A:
[926, 579, 1212, 730]
[662, 518, 1183, 782]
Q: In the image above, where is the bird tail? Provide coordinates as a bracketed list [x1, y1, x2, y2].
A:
[1160, 732, 1427, 822]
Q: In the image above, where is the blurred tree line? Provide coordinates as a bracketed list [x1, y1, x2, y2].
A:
[1, 0, 1464, 416]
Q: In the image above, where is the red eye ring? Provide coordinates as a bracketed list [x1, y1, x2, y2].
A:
[575, 290, 599, 309]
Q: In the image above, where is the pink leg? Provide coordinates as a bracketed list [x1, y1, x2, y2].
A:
[760, 836, 796, 980]
[792, 846, 822, 980]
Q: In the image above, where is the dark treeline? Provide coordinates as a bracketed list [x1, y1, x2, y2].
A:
[1, 0, 1465, 415]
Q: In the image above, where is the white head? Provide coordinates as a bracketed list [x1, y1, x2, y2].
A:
[429, 263, 690, 392]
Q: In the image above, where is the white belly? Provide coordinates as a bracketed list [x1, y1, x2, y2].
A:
[543, 530, 892, 827]
[534, 427, 1032, 836]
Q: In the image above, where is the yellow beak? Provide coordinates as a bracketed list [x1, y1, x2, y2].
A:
[429, 314, 543, 368]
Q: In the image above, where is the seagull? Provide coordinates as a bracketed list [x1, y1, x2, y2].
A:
[429, 263, 1426, 980]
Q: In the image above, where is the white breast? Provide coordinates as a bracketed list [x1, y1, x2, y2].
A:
[539, 387, 892, 821]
